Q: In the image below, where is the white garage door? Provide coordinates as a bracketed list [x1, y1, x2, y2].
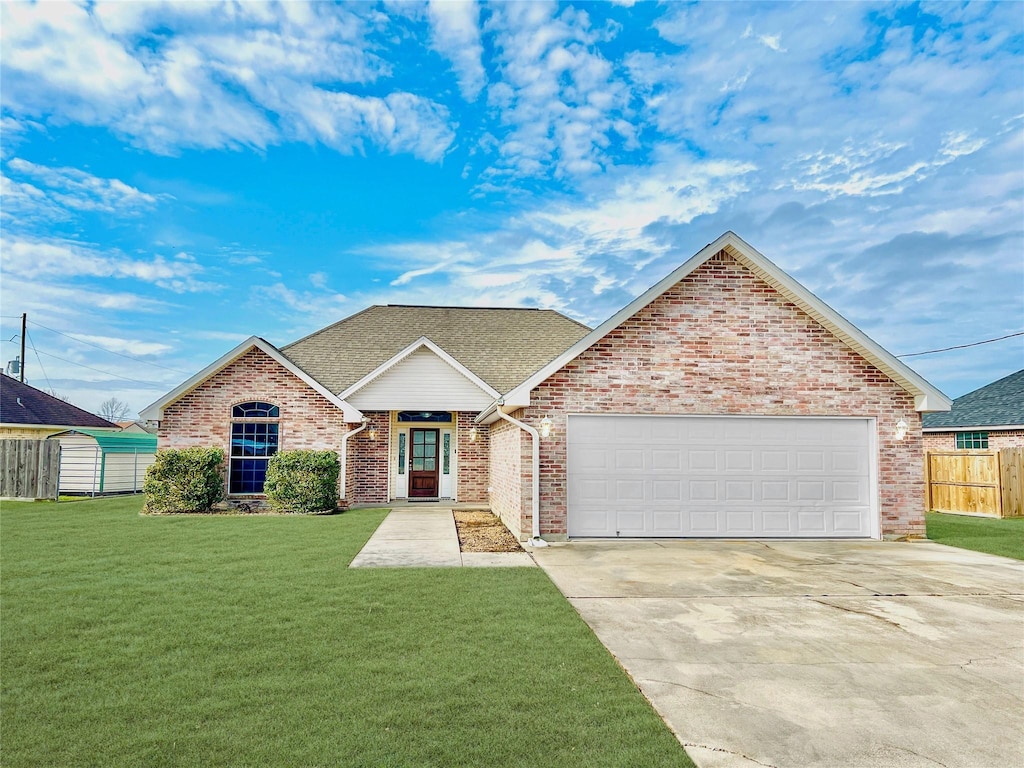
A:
[567, 415, 876, 539]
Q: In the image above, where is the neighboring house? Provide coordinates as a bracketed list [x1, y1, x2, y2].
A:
[117, 421, 157, 434]
[922, 369, 1024, 452]
[0, 374, 118, 438]
[142, 232, 951, 541]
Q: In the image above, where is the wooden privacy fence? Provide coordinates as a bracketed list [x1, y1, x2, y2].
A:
[0, 439, 60, 500]
[926, 448, 1024, 518]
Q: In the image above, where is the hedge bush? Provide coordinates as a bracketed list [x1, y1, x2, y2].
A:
[264, 450, 340, 514]
[143, 447, 225, 514]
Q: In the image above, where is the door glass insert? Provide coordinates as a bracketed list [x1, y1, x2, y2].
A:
[443, 433, 450, 475]
[398, 432, 406, 474]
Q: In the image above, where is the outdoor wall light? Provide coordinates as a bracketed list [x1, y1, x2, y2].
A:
[469, 426, 478, 442]
[539, 416, 553, 438]
[368, 426, 378, 441]
[894, 418, 909, 441]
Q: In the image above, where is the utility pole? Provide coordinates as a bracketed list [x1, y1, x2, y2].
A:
[19, 313, 26, 382]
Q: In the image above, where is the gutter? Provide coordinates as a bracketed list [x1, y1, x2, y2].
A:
[492, 401, 547, 548]
[922, 424, 1024, 432]
[340, 417, 370, 501]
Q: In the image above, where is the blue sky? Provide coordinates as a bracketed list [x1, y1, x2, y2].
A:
[1, 0, 1022, 417]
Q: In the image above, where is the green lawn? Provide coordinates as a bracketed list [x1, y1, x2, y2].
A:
[926, 511, 1024, 561]
[1, 497, 692, 767]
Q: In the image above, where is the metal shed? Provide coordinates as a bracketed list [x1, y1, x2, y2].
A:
[48, 429, 157, 495]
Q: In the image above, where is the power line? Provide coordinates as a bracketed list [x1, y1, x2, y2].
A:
[30, 347, 167, 388]
[26, 319, 190, 374]
[897, 331, 1024, 358]
[24, 330, 53, 394]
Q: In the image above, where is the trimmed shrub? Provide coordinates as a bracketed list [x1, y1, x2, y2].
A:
[143, 447, 225, 514]
[264, 450, 340, 514]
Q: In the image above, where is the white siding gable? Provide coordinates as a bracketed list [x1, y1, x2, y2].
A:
[347, 347, 495, 411]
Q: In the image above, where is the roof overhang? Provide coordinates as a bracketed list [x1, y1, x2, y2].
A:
[499, 231, 952, 414]
[339, 336, 500, 401]
[139, 337, 363, 422]
[0, 423, 120, 431]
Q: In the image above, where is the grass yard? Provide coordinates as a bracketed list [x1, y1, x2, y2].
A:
[926, 511, 1024, 561]
[1, 496, 692, 768]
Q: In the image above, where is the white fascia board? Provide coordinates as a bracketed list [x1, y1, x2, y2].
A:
[502, 231, 952, 414]
[339, 336, 500, 401]
[922, 424, 1024, 432]
[139, 336, 363, 422]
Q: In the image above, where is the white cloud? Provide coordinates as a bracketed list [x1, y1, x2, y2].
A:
[480, 2, 633, 183]
[69, 334, 173, 357]
[1, 236, 221, 293]
[5, 158, 159, 215]
[0, 1, 455, 159]
[428, 0, 486, 101]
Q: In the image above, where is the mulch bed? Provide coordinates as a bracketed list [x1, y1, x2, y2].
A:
[454, 510, 523, 552]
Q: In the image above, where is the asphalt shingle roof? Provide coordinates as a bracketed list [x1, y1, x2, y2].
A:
[282, 305, 591, 395]
[922, 369, 1024, 429]
[0, 375, 118, 429]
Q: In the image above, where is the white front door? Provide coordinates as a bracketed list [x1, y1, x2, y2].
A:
[567, 415, 876, 538]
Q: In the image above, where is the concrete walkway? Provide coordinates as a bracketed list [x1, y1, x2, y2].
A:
[350, 507, 535, 568]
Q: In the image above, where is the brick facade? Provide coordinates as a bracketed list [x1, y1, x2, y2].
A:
[488, 416, 530, 539]
[347, 411, 390, 504]
[159, 347, 353, 502]
[923, 430, 1024, 452]
[456, 412, 490, 504]
[491, 251, 926, 540]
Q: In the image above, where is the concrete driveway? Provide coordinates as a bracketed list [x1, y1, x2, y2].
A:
[532, 540, 1024, 768]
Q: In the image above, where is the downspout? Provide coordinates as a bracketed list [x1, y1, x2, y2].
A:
[340, 417, 370, 501]
[493, 402, 547, 548]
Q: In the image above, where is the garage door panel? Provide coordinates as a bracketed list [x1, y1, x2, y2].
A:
[567, 415, 875, 539]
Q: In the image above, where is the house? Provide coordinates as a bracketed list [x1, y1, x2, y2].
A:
[117, 421, 158, 434]
[922, 369, 1024, 451]
[47, 429, 157, 495]
[0, 374, 118, 439]
[142, 232, 950, 540]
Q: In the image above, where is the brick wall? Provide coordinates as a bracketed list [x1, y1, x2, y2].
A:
[488, 416, 530, 539]
[456, 412, 489, 503]
[159, 347, 353, 500]
[924, 430, 1024, 452]
[495, 251, 926, 539]
[348, 411, 389, 504]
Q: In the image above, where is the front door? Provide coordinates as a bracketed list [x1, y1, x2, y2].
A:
[409, 428, 439, 497]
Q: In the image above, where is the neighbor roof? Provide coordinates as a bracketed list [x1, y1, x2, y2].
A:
[49, 428, 157, 453]
[282, 306, 591, 395]
[922, 369, 1024, 430]
[0, 375, 118, 429]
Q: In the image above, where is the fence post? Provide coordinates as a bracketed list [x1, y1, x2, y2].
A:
[134, 449, 139, 493]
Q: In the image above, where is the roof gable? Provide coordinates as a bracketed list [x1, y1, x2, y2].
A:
[139, 337, 362, 422]
[500, 231, 951, 413]
[922, 369, 1024, 430]
[0, 375, 118, 429]
[282, 305, 590, 395]
[341, 337, 499, 411]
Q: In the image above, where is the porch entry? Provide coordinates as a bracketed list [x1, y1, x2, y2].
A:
[391, 411, 455, 500]
[409, 429, 439, 497]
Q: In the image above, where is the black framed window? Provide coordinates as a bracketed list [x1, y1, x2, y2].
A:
[397, 411, 452, 423]
[955, 431, 988, 449]
[229, 403, 279, 494]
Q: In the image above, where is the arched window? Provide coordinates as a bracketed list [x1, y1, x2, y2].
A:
[229, 401, 279, 494]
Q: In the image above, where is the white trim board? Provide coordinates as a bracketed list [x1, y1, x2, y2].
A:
[499, 231, 951, 414]
[140, 336, 363, 422]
